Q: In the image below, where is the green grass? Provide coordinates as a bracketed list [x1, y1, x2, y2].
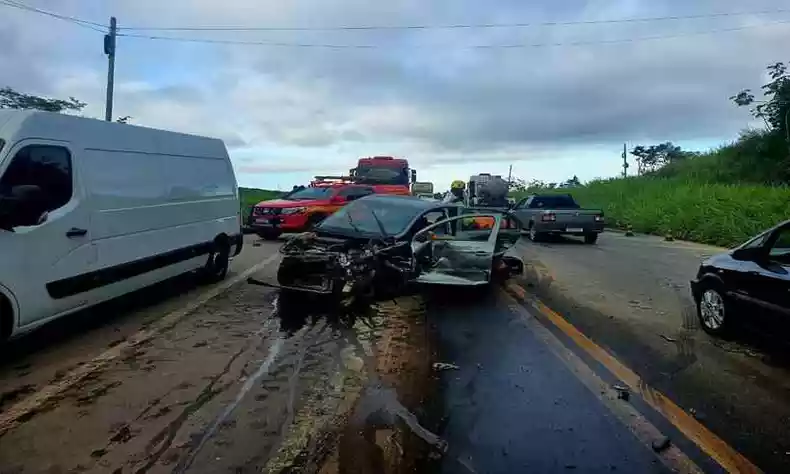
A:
[556, 178, 789, 247]
[239, 187, 283, 217]
[512, 130, 790, 248]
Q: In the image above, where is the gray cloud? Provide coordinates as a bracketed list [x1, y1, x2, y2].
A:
[2, 0, 790, 168]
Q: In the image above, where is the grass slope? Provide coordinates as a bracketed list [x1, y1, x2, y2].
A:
[559, 178, 789, 247]
[515, 131, 790, 248]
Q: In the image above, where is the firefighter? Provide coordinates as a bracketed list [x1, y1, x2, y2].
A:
[442, 180, 466, 204]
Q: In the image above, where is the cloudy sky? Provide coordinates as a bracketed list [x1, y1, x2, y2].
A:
[2, 0, 789, 191]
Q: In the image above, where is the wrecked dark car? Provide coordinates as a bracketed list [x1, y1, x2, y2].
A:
[263, 194, 524, 301]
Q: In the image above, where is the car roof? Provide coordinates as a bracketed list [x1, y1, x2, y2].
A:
[360, 193, 442, 209]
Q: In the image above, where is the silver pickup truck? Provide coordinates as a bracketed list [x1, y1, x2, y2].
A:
[511, 194, 604, 244]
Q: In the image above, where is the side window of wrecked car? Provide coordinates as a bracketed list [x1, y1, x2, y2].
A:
[424, 211, 448, 234]
[413, 211, 448, 242]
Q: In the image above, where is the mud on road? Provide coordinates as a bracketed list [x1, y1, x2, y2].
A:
[0, 260, 441, 473]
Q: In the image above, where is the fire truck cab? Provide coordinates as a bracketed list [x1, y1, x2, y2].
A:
[349, 156, 415, 196]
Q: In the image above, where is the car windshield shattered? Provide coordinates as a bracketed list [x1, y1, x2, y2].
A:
[318, 198, 425, 236]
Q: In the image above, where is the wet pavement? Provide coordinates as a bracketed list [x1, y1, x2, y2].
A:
[515, 231, 790, 473]
[0, 235, 441, 474]
[427, 288, 696, 474]
[0, 232, 785, 473]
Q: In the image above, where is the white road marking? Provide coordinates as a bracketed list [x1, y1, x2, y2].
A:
[0, 253, 280, 437]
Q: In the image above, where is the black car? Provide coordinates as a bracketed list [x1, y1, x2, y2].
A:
[690, 220, 790, 337]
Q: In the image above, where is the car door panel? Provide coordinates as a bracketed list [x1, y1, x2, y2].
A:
[732, 226, 790, 333]
[411, 213, 501, 285]
[0, 140, 96, 326]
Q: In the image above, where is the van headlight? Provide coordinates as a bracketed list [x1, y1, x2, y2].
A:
[281, 207, 306, 215]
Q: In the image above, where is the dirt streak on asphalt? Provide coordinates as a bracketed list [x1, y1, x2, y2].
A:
[0, 242, 440, 473]
[515, 231, 790, 473]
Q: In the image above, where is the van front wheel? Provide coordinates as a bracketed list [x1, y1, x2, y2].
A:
[202, 240, 230, 283]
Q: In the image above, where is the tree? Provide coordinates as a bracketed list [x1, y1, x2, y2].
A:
[508, 177, 528, 193]
[0, 87, 86, 113]
[560, 175, 581, 188]
[730, 61, 790, 137]
[630, 142, 688, 174]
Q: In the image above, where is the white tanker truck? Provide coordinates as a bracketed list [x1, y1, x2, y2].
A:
[467, 173, 510, 208]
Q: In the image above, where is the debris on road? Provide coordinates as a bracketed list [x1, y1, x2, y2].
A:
[660, 334, 677, 343]
[432, 362, 460, 371]
[612, 383, 630, 401]
[651, 435, 671, 452]
[688, 408, 706, 421]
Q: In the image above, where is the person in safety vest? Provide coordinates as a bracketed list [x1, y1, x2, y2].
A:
[442, 180, 466, 204]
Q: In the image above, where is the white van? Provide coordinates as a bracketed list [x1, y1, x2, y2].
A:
[0, 111, 242, 341]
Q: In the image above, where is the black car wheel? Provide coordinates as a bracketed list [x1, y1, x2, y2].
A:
[584, 233, 599, 244]
[696, 282, 731, 336]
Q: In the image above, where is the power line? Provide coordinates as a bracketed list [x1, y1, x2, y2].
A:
[116, 19, 790, 49]
[0, 0, 107, 32]
[115, 8, 790, 32]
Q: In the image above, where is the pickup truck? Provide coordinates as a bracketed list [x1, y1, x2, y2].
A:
[511, 194, 604, 244]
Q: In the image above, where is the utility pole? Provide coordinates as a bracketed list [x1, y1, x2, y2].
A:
[621, 143, 629, 178]
[506, 164, 513, 184]
[104, 17, 117, 122]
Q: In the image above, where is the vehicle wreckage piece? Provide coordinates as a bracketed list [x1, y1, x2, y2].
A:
[275, 231, 411, 299]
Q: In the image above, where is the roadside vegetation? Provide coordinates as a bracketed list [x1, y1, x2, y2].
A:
[239, 187, 282, 216]
[512, 61, 790, 248]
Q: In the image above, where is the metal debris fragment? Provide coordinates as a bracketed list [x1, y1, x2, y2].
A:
[651, 436, 671, 452]
[660, 334, 677, 343]
[612, 384, 630, 401]
[432, 362, 460, 371]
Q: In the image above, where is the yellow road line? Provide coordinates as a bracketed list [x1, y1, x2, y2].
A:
[500, 291, 703, 474]
[506, 282, 762, 474]
[0, 253, 280, 438]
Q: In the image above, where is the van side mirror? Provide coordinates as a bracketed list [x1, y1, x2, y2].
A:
[0, 185, 47, 230]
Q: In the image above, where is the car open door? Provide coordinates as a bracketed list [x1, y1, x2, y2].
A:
[411, 213, 502, 285]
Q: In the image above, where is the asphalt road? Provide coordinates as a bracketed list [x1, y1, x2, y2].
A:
[515, 230, 790, 473]
[0, 235, 439, 474]
[1, 232, 788, 473]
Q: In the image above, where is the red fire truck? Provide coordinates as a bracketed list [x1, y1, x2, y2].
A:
[349, 156, 416, 195]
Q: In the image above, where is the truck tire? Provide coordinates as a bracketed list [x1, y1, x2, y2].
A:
[0, 295, 13, 343]
[584, 233, 599, 244]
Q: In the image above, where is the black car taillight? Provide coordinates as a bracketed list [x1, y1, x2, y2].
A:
[541, 212, 556, 222]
